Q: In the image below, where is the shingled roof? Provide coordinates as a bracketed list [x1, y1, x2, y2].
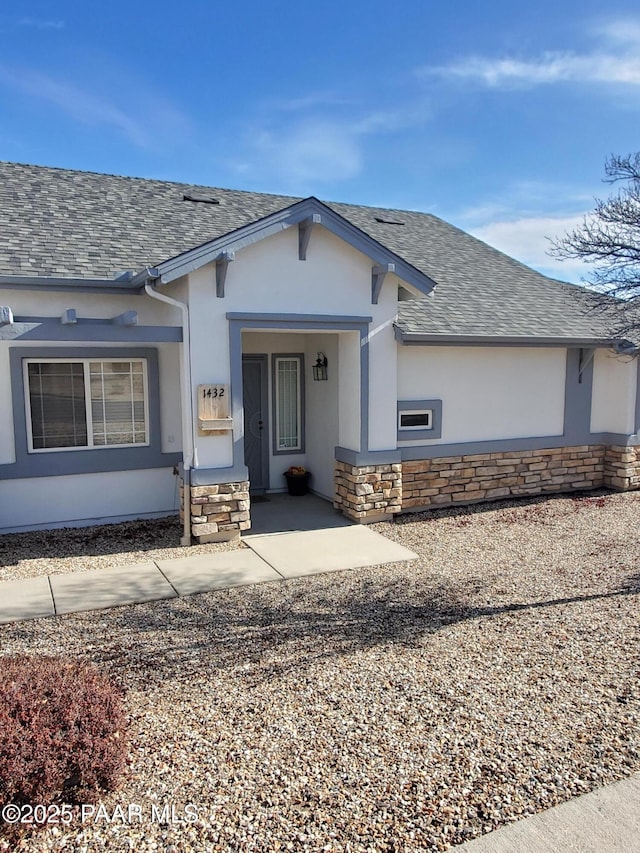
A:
[0, 161, 621, 343]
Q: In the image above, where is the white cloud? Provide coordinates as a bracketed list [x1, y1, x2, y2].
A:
[252, 119, 363, 185]
[454, 181, 596, 224]
[469, 215, 594, 281]
[0, 65, 190, 149]
[429, 52, 640, 88]
[422, 18, 640, 88]
[235, 103, 424, 190]
[260, 93, 355, 113]
[594, 18, 640, 46]
[18, 18, 64, 30]
[227, 79, 434, 190]
[0, 67, 148, 145]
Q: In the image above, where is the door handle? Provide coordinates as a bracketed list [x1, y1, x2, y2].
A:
[258, 419, 263, 430]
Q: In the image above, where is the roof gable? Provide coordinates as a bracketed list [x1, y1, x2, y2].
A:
[152, 196, 436, 300]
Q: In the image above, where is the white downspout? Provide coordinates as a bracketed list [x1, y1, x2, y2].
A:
[144, 279, 194, 546]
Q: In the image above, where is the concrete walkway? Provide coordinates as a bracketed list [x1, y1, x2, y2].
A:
[0, 525, 417, 624]
[454, 772, 640, 852]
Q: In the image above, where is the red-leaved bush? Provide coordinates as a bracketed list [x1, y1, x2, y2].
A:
[0, 655, 126, 806]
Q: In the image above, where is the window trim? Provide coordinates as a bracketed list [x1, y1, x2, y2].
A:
[24, 357, 150, 454]
[271, 353, 305, 456]
[4, 346, 180, 480]
[397, 399, 443, 442]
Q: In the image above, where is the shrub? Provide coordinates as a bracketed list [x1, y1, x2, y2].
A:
[0, 655, 126, 807]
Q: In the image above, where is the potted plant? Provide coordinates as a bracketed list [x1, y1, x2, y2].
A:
[283, 465, 311, 496]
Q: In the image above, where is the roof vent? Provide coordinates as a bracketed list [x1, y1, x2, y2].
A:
[183, 193, 220, 205]
[374, 216, 405, 225]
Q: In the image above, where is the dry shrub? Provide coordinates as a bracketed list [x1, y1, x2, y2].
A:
[0, 655, 126, 807]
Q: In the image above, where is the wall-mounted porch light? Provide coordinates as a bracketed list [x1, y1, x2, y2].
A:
[313, 352, 328, 381]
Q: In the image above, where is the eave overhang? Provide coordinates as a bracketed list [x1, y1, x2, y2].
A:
[393, 325, 627, 349]
[0, 274, 146, 294]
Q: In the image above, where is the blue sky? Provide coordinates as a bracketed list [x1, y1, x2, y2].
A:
[1, 1, 640, 282]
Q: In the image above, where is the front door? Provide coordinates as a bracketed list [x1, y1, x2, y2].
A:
[242, 356, 268, 494]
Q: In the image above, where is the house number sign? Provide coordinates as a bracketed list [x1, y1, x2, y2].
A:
[197, 384, 232, 431]
[201, 384, 225, 401]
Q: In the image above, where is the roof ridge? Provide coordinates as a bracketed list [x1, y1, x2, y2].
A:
[0, 160, 445, 222]
[0, 160, 302, 203]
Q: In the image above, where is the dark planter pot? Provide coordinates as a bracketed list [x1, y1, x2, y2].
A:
[284, 471, 311, 496]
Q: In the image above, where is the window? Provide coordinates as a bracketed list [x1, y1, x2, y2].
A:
[399, 410, 433, 431]
[25, 359, 149, 452]
[274, 355, 303, 452]
[397, 399, 443, 441]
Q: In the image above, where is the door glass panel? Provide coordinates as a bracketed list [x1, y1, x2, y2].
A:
[276, 358, 300, 450]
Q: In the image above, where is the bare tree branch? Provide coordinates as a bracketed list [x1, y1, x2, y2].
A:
[549, 153, 640, 340]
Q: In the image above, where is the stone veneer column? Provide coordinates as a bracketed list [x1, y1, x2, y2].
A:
[334, 460, 402, 522]
[603, 445, 640, 490]
[179, 479, 250, 543]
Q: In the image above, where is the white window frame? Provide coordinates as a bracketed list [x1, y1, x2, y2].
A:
[24, 357, 150, 453]
[274, 355, 303, 452]
[398, 409, 433, 431]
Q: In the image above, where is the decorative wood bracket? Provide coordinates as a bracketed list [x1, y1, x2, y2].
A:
[60, 309, 77, 325]
[112, 310, 138, 326]
[0, 306, 14, 326]
[371, 263, 395, 304]
[216, 252, 235, 298]
[298, 214, 322, 260]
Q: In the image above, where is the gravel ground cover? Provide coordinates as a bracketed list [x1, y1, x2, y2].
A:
[0, 517, 242, 582]
[0, 490, 638, 852]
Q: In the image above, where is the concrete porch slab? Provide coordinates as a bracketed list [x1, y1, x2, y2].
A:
[245, 525, 417, 578]
[156, 549, 282, 595]
[0, 576, 55, 624]
[246, 493, 353, 535]
[49, 561, 177, 616]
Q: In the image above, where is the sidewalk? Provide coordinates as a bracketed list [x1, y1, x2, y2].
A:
[0, 525, 417, 624]
[454, 772, 640, 852]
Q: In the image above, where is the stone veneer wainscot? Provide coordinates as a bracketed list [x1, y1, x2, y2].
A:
[402, 444, 640, 511]
[181, 446, 640, 540]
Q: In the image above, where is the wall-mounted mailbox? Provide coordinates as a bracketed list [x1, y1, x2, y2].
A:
[197, 384, 233, 432]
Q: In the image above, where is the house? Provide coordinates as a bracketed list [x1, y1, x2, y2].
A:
[1, 161, 638, 541]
